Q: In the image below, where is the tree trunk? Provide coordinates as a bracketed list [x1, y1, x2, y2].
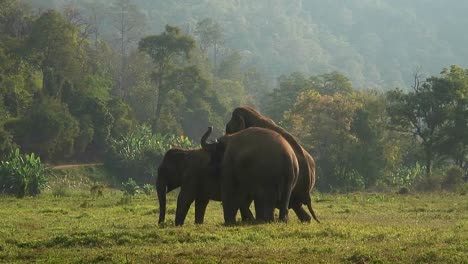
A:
[425, 151, 433, 178]
[153, 84, 164, 132]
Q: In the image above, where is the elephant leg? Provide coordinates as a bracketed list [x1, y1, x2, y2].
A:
[194, 198, 209, 224]
[292, 205, 312, 223]
[254, 197, 265, 222]
[221, 170, 238, 225]
[262, 198, 275, 223]
[278, 183, 293, 223]
[175, 190, 194, 226]
[257, 190, 275, 223]
[239, 198, 254, 221]
[222, 199, 238, 225]
[222, 188, 238, 225]
[278, 205, 289, 223]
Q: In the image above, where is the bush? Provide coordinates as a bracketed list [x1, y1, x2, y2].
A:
[122, 178, 139, 196]
[413, 175, 443, 192]
[105, 124, 196, 184]
[456, 183, 468, 195]
[442, 166, 464, 191]
[0, 148, 47, 197]
[388, 163, 424, 188]
[142, 184, 155, 195]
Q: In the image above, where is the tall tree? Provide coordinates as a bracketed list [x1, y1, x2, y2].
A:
[111, 0, 146, 98]
[386, 73, 451, 177]
[437, 66, 468, 172]
[138, 25, 195, 131]
[27, 10, 84, 98]
[283, 90, 364, 191]
[194, 18, 223, 75]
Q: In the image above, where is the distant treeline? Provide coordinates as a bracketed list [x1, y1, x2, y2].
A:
[1, 1, 467, 192]
[25, 0, 468, 89]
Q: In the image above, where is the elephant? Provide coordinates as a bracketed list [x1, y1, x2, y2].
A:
[225, 106, 320, 223]
[201, 126, 299, 224]
[156, 148, 254, 226]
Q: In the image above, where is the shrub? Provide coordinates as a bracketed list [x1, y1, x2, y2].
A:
[0, 148, 47, 197]
[398, 186, 410, 195]
[442, 166, 464, 191]
[413, 174, 443, 192]
[105, 124, 196, 184]
[456, 183, 468, 195]
[388, 163, 424, 188]
[122, 178, 139, 196]
[142, 184, 155, 195]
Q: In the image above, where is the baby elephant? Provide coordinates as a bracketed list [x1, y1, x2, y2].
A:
[156, 148, 254, 226]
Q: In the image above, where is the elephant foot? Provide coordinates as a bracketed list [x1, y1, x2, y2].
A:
[224, 220, 237, 226]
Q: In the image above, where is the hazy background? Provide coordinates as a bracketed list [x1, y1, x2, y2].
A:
[26, 0, 468, 90]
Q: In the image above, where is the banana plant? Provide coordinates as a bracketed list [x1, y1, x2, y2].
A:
[0, 148, 46, 197]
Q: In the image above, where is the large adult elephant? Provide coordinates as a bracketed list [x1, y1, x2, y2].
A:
[225, 106, 319, 223]
[156, 148, 254, 226]
[201, 126, 299, 224]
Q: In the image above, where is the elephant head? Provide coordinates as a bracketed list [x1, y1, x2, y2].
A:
[201, 126, 225, 167]
[156, 148, 186, 224]
[225, 106, 276, 134]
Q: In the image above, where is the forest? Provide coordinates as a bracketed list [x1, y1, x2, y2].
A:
[1, 0, 467, 195]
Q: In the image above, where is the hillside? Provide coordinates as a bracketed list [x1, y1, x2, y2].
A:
[27, 0, 468, 90]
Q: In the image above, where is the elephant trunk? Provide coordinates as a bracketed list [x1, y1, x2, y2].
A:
[156, 177, 167, 224]
[201, 126, 216, 152]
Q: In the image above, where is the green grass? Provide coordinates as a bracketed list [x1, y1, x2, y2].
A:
[0, 167, 467, 263]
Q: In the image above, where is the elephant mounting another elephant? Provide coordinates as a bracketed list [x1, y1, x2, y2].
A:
[201, 126, 299, 224]
[224, 106, 319, 223]
[155, 106, 319, 225]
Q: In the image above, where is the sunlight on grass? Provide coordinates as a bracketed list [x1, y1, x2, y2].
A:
[0, 189, 466, 263]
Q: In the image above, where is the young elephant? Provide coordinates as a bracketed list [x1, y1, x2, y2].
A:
[201, 126, 299, 224]
[225, 106, 319, 223]
[156, 148, 254, 226]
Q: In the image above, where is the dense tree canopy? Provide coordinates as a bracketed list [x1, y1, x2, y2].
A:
[1, 1, 467, 191]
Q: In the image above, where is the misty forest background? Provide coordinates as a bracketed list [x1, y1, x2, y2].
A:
[1, 0, 467, 194]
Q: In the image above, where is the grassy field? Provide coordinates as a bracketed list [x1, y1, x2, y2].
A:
[0, 167, 467, 263]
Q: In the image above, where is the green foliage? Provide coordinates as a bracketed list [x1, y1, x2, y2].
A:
[27, 10, 85, 95]
[456, 183, 468, 195]
[0, 122, 15, 159]
[0, 148, 46, 197]
[142, 183, 154, 195]
[387, 66, 468, 178]
[442, 166, 465, 191]
[121, 178, 139, 196]
[284, 89, 363, 191]
[413, 175, 443, 192]
[105, 124, 196, 184]
[138, 25, 199, 132]
[13, 97, 80, 160]
[388, 163, 424, 188]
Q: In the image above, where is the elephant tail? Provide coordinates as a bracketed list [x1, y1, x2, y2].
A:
[306, 197, 320, 223]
